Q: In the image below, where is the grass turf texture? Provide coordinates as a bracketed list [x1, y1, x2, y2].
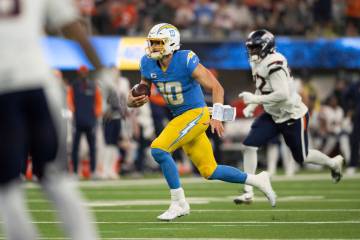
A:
[4, 173, 360, 239]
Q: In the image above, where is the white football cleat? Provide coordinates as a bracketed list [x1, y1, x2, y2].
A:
[233, 191, 254, 205]
[331, 155, 344, 183]
[255, 171, 276, 207]
[157, 201, 190, 221]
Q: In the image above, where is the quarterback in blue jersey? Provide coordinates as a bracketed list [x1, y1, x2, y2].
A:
[128, 23, 276, 221]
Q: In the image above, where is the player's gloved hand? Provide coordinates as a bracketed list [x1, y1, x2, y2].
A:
[243, 104, 257, 118]
[127, 91, 149, 108]
[238, 91, 260, 104]
[210, 119, 225, 138]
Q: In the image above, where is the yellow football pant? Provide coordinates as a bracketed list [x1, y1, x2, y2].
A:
[151, 107, 217, 178]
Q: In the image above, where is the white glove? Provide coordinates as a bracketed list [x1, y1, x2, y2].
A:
[243, 104, 257, 118]
[238, 91, 260, 104]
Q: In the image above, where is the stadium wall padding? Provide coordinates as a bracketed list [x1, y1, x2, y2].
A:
[43, 37, 360, 70]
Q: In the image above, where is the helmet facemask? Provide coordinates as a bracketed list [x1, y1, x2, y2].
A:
[146, 38, 168, 60]
[246, 42, 263, 63]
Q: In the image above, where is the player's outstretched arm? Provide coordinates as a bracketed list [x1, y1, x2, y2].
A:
[127, 79, 150, 108]
[192, 64, 225, 137]
[61, 21, 102, 70]
[61, 21, 116, 90]
[239, 71, 289, 105]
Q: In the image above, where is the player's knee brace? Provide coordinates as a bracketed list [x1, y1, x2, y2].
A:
[151, 148, 170, 164]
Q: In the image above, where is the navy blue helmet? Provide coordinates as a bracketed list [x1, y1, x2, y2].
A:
[245, 29, 275, 61]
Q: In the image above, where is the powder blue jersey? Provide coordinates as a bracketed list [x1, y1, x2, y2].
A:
[140, 50, 206, 116]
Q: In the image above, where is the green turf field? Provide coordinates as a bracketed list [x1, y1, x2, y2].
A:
[5, 173, 360, 239]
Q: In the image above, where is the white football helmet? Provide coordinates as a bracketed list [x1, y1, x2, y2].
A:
[145, 23, 180, 60]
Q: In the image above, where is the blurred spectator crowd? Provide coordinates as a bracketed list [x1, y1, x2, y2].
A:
[76, 0, 360, 39]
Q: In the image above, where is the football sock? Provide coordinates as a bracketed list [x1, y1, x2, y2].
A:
[267, 144, 279, 175]
[304, 149, 335, 169]
[281, 144, 296, 176]
[42, 173, 98, 240]
[151, 148, 181, 189]
[0, 181, 37, 240]
[243, 146, 258, 192]
[170, 187, 186, 202]
[208, 165, 247, 183]
[245, 173, 263, 188]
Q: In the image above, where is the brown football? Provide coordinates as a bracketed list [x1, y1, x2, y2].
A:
[131, 83, 151, 97]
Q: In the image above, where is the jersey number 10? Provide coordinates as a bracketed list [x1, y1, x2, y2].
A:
[156, 82, 184, 105]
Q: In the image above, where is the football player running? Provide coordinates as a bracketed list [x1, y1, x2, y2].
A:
[236, 29, 344, 204]
[128, 23, 276, 221]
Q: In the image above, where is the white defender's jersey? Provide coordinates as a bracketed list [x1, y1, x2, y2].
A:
[250, 52, 308, 123]
[0, 0, 78, 94]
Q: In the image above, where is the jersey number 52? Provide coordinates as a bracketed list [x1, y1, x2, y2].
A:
[156, 82, 184, 105]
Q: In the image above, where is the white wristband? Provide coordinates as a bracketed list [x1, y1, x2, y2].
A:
[212, 103, 223, 121]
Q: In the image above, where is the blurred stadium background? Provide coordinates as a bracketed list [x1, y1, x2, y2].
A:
[17, 0, 360, 239]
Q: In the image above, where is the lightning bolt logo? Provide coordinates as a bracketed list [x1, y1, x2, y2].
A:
[157, 24, 178, 33]
[187, 51, 195, 66]
[169, 109, 204, 148]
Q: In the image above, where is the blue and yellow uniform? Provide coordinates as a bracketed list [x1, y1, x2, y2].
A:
[140, 50, 218, 179]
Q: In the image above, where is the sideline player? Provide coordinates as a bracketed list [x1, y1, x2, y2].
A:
[128, 23, 276, 221]
[0, 0, 113, 239]
[236, 29, 344, 204]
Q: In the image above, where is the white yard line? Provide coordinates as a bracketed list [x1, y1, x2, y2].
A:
[12, 221, 359, 224]
[83, 196, 360, 207]
[25, 196, 360, 206]
[23, 173, 360, 189]
[26, 209, 360, 213]
[0, 238, 356, 240]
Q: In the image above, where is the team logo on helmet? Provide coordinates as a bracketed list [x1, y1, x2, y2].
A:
[145, 23, 180, 60]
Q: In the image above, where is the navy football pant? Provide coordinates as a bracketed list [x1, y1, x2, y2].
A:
[0, 89, 59, 184]
[243, 112, 309, 163]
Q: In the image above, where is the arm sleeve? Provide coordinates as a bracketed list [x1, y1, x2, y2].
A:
[186, 51, 200, 75]
[46, 0, 79, 29]
[257, 70, 289, 104]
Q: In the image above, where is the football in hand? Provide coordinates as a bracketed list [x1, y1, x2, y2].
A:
[131, 83, 151, 97]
